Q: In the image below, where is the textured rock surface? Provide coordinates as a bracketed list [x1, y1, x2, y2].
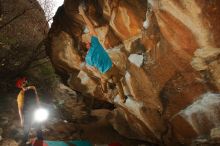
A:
[0, 0, 49, 93]
[47, 0, 220, 145]
[0, 0, 48, 78]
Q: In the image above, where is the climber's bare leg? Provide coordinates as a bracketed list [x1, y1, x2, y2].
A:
[112, 76, 126, 103]
[100, 64, 127, 102]
[101, 77, 108, 93]
[100, 66, 115, 93]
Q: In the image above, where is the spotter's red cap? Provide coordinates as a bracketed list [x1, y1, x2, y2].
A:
[16, 77, 27, 88]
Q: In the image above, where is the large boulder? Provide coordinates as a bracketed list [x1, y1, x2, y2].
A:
[0, 0, 49, 92]
[0, 0, 48, 78]
[47, 0, 220, 145]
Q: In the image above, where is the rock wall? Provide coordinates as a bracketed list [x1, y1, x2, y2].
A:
[0, 0, 48, 89]
[47, 0, 220, 145]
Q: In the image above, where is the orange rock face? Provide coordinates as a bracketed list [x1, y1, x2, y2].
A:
[46, 0, 220, 145]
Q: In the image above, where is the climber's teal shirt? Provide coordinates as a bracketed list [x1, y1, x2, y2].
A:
[85, 36, 112, 73]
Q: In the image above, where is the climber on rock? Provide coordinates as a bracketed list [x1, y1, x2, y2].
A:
[78, 4, 127, 103]
[16, 77, 43, 145]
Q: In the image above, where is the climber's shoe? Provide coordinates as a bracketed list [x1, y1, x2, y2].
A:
[122, 96, 128, 103]
[25, 140, 32, 146]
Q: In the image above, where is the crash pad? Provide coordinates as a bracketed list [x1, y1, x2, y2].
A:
[32, 140, 92, 146]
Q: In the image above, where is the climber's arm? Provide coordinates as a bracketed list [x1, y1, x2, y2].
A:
[26, 86, 40, 105]
[79, 5, 97, 36]
[32, 87, 40, 105]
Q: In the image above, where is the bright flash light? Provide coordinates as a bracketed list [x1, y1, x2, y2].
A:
[34, 108, 49, 122]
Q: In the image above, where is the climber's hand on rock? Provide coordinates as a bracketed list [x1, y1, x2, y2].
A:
[79, 4, 85, 15]
[80, 62, 86, 69]
[88, 66, 97, 72]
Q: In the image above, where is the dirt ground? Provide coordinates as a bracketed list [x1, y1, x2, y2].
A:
[0, 93, 153, 146]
